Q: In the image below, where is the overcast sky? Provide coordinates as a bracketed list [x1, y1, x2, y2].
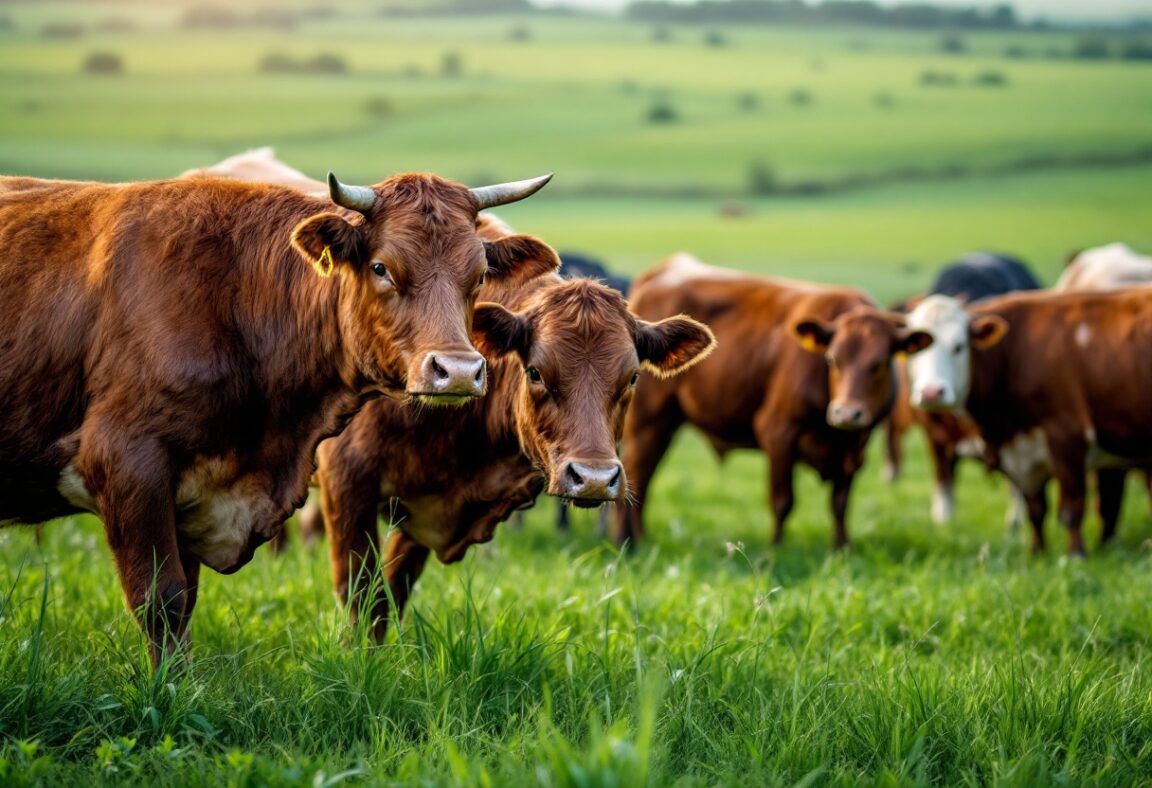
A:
[540, 0, 1152, 22]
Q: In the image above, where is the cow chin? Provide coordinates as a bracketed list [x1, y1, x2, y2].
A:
[411, 392, 480, 407]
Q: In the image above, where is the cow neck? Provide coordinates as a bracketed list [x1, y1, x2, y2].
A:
[964, 327, 1013, 444]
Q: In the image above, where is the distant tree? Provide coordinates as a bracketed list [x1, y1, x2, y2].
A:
[646, 100, 679, 124]
[874, 92, 896, 109]
[308, 53, 347, 74]
[1003, 44, 1028, 59]
[41, 22, 84, 39]
[651, 25, 672, 43]
[0, 15, 13, 32]
[704, 30, 728, 48]
[1121, 40, 1152, 61]
[919, 69, 957, 86]
[939, 34, 967, 54]
[365, 96, 394, 117]
[259, 53, 298, 74]
[508, 25, 532, 42]
[83, 52, 124, 76]
[788, 88, 813, 107]
[973, 69, 1008, 87]
[747, 161, 776, 195]
[737, 91, 760, 112]
[1073, 36, 1111, 59]
[441, 51, 463, 77]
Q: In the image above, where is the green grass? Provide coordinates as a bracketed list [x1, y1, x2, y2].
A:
[2, 433, 1151, 785]
[2, 5, 1152, 785]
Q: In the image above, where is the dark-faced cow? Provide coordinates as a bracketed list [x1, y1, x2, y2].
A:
[0, 169, 556, 664]
[904, 290, 1152, 554]
[615, 254, 931, 549]
[307, 261, 713, 638]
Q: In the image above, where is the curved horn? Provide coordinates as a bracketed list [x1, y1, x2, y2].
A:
[470, 173, 553, 211]
[327, 171, 376, 213]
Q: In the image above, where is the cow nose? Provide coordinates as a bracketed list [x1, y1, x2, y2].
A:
[827, 400, 869, 430]
[917, 382, 951, 409]
[413, 351, 486, 399]
[559, 460, 622, 505]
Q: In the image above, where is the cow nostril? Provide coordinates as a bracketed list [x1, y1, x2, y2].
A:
[430, 356, 449, 381]
[565, 464, 585, 488]
[474, 363, 485, 384]
[608, 466, 621, 488]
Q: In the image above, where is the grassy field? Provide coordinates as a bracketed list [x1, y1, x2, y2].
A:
[1, 4, 1152, 785]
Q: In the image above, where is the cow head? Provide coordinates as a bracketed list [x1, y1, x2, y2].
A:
[291, 172, 559, 404]
[794, 307, 933, 429]
[904, 295, 1008, 411]
[473, 280, 716, 506]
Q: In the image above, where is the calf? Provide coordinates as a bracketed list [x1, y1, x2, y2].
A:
[0, 168, 556, 664]
[905, 291, 1152, 554]
[616, 254, 931, 548]
[311, 268, 713, 638]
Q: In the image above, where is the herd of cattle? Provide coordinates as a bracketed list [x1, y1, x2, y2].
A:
[2, 147, 1151, 666]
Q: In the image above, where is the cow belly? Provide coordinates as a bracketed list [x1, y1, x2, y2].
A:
[998, 429, 1053, 495]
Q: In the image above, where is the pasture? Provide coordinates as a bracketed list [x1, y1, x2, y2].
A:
[1, 4, 1152, 785]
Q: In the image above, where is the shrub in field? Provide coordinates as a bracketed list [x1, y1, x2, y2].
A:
[1004, 44, 1028, 59]
[83, 52, 124, 76]
[442, 51, 463, 77]
[920, 69, 958, 86]
[1074, 36, 1111, 59]
[939, 34, 967, 54]
[0, 15, 13, 32]
[737, 91, 760, 112]
[41, 22, 84, 39]
[789, 88, 813, 107]
[875, 91, 896, 109]
[651, 25, 671, 43]
[259, 53, 347, 75]
[308, 53, 347, 74]
[508, 25, 532, 42]
[747, 160, 777, 195]
[704, 30, 728, 48]
[974, 69, 1008, 87]
[365, 96, 394, 117]
[1122, 40, 1152, 61]
[646, 100, 679, 124]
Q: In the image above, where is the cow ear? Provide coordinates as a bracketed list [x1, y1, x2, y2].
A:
[291, 213, 366, 271]
[897, 329, 934, 356]
[635, 315, 716, 378]
[484, 235, 560, 286]
[793, 318, 835, 353]
[472, 303, 533, 358]
[970, 315, 1009, 348]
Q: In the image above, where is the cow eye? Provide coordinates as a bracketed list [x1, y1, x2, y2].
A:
[630, 371, 640, 387]
[526, 366, 542, 384]
[370, 262, 389, 280]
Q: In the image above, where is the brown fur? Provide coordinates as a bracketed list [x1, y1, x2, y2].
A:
[616, 255, 923, 548]
[0, 171, 554, 665]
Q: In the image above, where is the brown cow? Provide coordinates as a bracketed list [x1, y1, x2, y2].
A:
[308, 264, 714, 638]
[616, 254, 931, 548]
[0, 169, 557, 664]
[905, 290, 1152, 554]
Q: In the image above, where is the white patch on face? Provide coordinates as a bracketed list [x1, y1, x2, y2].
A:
[905, 295, 970, 410]
[999, 428, 1053, 496]
[1075, 322, 1091, 348]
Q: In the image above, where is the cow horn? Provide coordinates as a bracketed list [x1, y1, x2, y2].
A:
[470, 173, 553, 211]
[327, 172, 376, 213]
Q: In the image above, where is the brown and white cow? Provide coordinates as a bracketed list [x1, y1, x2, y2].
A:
[904, 291, 1152, 554]
[0, 169, 557, 664]
[615, 254, 932, 548]
[307, 265, 714, 639]
[1055, 243, 1152, 292]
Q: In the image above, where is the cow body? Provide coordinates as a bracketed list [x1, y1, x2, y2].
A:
[888, 252, 1041, 523]
[906, 290, 1152, 554]
[1056, 243, 1152, 292]
[0, 170, 556, 663]
[616, 253, 929, 548]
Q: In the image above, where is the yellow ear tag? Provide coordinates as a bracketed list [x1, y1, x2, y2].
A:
[314, 245, 335, 277]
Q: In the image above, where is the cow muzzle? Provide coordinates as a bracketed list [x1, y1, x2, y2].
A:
[912, 381, 955, 410]
[409, 350, 487, 404]
[827, 400, 871, 430]
[553, 460, 623, 507]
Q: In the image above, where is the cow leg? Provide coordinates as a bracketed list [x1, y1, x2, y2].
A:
[615, 396, 681, 546]
[830, 473, 855, 549]
[767, 446, 795, 545]
[883, 416, 903, 483]
[85, 439, 187, 667]
[1022, 484, 1049, 554]
[319, 470, 383, 635]
[929, 438, 957, 525]
[381, 528, 431, 635]
[297, 494, 325, 546]
[1052, 452, 1089, 556]
[176, 552, 201, 654]
[1096, 468, 1126, 545]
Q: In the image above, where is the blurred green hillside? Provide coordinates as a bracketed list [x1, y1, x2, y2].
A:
[1, 2, 1150, 299]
